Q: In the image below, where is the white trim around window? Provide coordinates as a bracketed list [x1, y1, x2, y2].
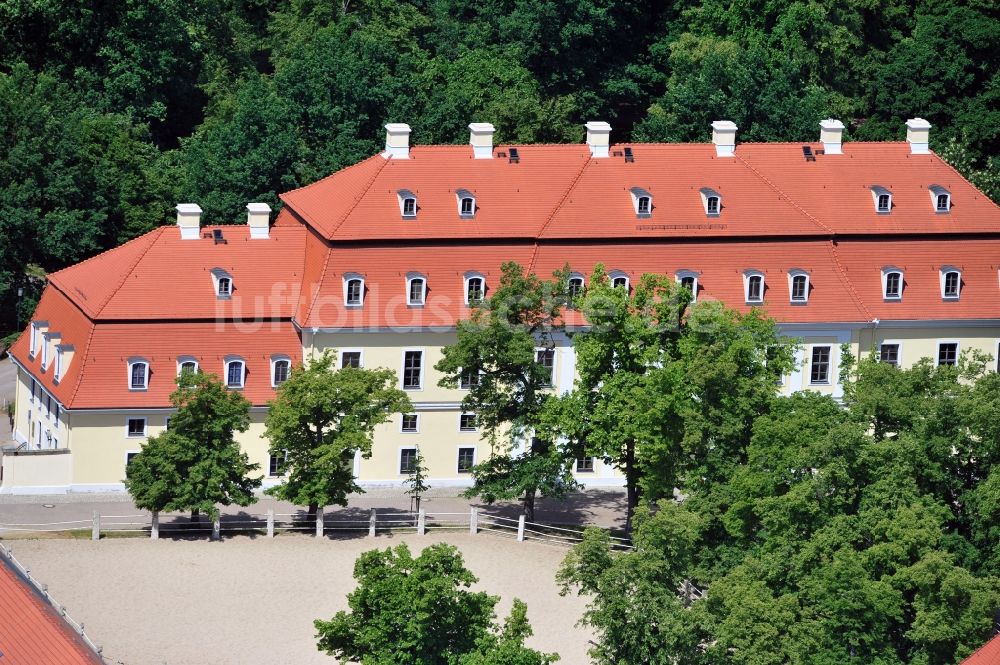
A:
[878, 340, 903, 367]
[400, 348, 425, 390]
[176, 356, 199, 376]
[125, 416, 147, 438]
[398, 446, 418, 474]
[939, 266, 961, 300]
[210, 268, 234, 299]
[400, 413, 420, 434]
[871, 186, 892, 214]
[929, 185, 951, 213]
[406, 273, 427, 306]
[608, 270, 630, 291]
[128, 357, 150, 391]
[629, 187, 652, 218]
[788, 269, 810, 304]
[699, 188, 721, 216]
[808, 344, 833, 385]
[224, 356, 246, 389]
[338, 348, 364, 369]
[456, 189, 476, 218]
[567, 273, 585, 299]
[343, 273, 365, 307]
[743, 270, 765, 304]
[881, 267, 903, 301]
[464, 272, 486, 305]
[936, 340, 960, 366]
[676, 270, 699, 302]
[457, 445, 477, 474]
[397, 189, 417, 218]
[270, 355, 292, 388]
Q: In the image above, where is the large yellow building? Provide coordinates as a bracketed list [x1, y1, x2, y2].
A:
[4, 118, 1000, 494]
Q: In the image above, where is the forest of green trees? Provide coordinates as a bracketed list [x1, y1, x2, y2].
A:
[1, 0, 998, 340]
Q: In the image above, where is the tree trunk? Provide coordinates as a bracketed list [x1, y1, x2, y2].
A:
[190, 508, 200, 531]
[624, 441, 640, 537]
[522, 488, 536, 523]
[307, 503, 318, 527]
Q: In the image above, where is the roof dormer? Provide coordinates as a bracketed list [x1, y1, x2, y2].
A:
[870, 186, 892, 214]
[398, 189, 417, 218]
[929, 185, 951, 213]
[210, 268, 233, 298]
[456, 189, 476, 218]
[629, 187, 652, 218]
[699, 188, 721, 216]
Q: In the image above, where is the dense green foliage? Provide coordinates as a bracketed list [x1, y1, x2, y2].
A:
[2, 0, 998, 341]
[124, 370, 261, 519]
[315, 542, 558, 664]
[558, 353, 1000, 664]
[264, 352, 411, 518]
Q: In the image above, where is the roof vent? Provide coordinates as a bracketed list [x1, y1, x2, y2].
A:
[176, 203, 202, 240]
[383, 123, 411, 159]
[212, 229, 227, 245]
[906, 118, 931, 154]
[802, 146, 816, 162]
[711, 121, 738, 157]
[468, 123, 495, 159]
[624, 147, 634, 163]
[585, 121, 612, 158]
[508, 147, 520, 164]
[246, 202, 271, 239]
[819, 118, 844, 154]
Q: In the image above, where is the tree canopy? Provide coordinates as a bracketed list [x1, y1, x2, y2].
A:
[2, 0, 998, 342]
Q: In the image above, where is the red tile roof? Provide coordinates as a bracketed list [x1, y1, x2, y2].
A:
[962, 632, 1000, 664]
[0, 557, 103, 664]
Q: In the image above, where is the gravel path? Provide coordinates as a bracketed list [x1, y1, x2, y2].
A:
[8, 532, 595, 665]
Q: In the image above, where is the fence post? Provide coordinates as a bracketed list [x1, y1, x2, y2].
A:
[517, 514, 525, 542]
[417, 509, 426, 535]
[469, 508, 478, 535]
[150, 511, 159, 540]
[315, 506, 325, 538]
[91, 511, 100, 541]
[368, 508, 377, 537]
[211, 515, 221, 541]
[267, 509, 275, 538]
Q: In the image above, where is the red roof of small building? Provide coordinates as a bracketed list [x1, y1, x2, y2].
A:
[0, 557, 103, 664]
[962, 632, 1000, 664]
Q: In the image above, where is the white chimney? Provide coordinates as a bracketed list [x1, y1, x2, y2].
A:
[585, 121, 612, 158]
[247, 202, 271, 239]
[711, 121, 738, 157]
[906, 118, 931, 154]
[383, 123, 411, 159]
[819, 118, 845, 154]
[176, 203, 202, 240]
[469, 123, 495, 159]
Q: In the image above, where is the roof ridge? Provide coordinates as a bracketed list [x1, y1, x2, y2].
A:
[960, 633, 1000, 664]
[330, 156, 393, 237]
[931, 151, 1000, 212]
[734, 153, 834, 234]
[529, 156, 593, 270]
[304, 246, 336, 325]
[826, 241, 873, 321]
[94, 227, 165, 317]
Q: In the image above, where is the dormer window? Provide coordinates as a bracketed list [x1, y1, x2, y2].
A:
[398, 190, 417, 218]
[788, 270, 810, 303]
[225, 358, 246, 389]
[568, 274, 585, 299]
[676, 270, 699, 303]
[128, 359, 149, 390]
[699, 188, 721, 216]
[464, 273, 485, 305]
[871, 187, 892, 214]
[40, 333, 50, 370]
[930, 185, 951, 213]
[609, 270, 630, 291]
[744, 271, 765, 304]
[407, 274, 427, 306]
[456, 189, 476, 218]
[211, 269, 233, 298]
[177, 357, 198, 375]
[344, 273, 365, 307]
[882, 267, 903, 300]
[629, 188, 652, 218]
[940, 267, 961, 300]
[271, 356, 291, 387]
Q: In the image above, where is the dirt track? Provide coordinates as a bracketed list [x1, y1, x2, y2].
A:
[8, 531, 595, 664]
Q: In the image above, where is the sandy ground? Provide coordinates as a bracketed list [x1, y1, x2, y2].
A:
[8, 531, 595, 665]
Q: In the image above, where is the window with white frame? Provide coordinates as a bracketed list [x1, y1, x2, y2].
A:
[882, 268, 903, 300]
[676, 270, 699, 302]
[399, 448, 417, 474]
[29, 322, 41, 358]
[699, 188, 721, 216]
[456, 189, 476, 218]
[938, 342, 958, 366]
[126, 451, 140, 468]
[40, 333, 50, 370]
[629, 187, 652, 217]
[127, 417, 147, 438]
[225, 358, 245, 388]
[460, 367, 480, 390]
[810, 346, 831, 384]
[397, 189, 417, 218]
[871, 186, 892, 214]
[211, 269, 234, 298]
[53, 346, 63, 382]
[789, 270, 809, 303]
[568, 274, 585, 299]
[459, 413, 477, 431]
[401, 413, 419, 432]
[340, 351, 362, 369]
[177, 357, 198, 376]
[128, 359, 149, 390]
[268, 451, 287, 476]
[744, 271, 765, 304]
[929, 185, 951, 213]
[344, 274, 364, 306]
[465, 273, 485, 305]
[879, 343, 900, 367]
[576, 457, 595, 473]
[940, 267, 961, 300]
[457, 447, 475, 473]
[536, 348, 555, 386]
[609, 270, 629, 291]
[271, 356, 291, 387]
[402, 351, 423, 389]
[407, 274, 426, 306]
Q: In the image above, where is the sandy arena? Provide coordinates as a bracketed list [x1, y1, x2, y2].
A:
[7, 531, 595, 664]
